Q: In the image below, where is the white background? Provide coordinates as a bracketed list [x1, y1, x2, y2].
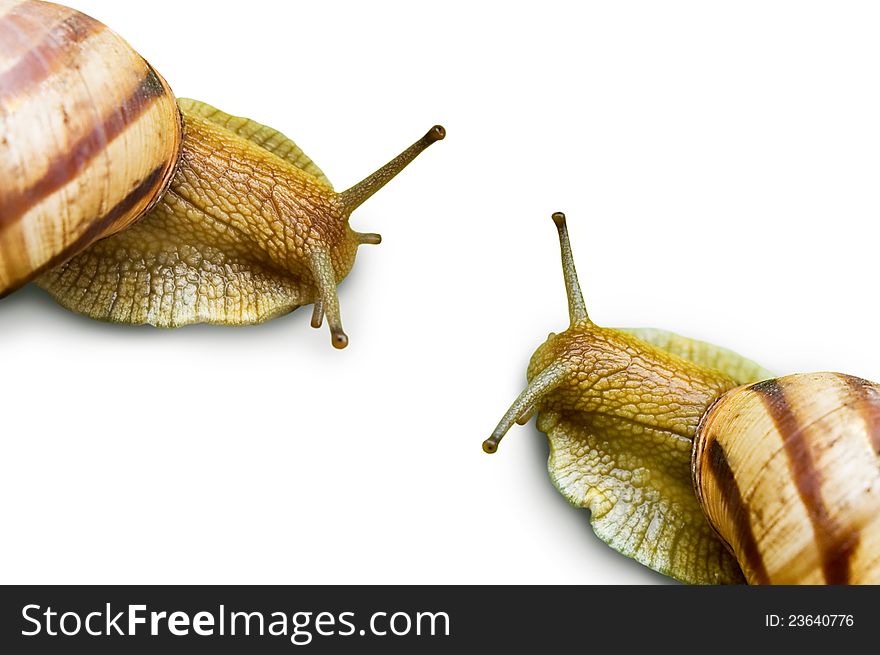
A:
[2, 0, 879, 584]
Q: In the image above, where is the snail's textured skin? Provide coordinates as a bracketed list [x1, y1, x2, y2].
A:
[484, 214, 768, 583]
[695, 373, 880, 584]
[37, 101, 357, 328]
[0, 0, 181, 295]
[532, 325, 755, 584]
[36, 101, 443, 344]
[0, 1, 444, 346]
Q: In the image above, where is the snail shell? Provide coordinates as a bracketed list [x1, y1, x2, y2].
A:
[0, 0, 181, 295]
[694, 372, 880, 584]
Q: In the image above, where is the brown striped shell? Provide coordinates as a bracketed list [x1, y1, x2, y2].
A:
[0, 0, 182, 296]
[694, 372, 880, 584]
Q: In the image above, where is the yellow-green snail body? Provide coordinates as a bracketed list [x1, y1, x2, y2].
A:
[483, 212, 880, 585]
[0, 0, 444, 348]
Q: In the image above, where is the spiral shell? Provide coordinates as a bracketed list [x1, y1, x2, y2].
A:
[0, 0, 181, 295]
[694, 372, 880, 584]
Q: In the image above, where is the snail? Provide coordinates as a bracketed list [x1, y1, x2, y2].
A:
[483, 212, 880, 584]
[0, 0, 445, 348]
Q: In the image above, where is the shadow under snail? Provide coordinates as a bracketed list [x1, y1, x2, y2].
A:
[483, 212, 880, 585]
[0, 0, 445, 348]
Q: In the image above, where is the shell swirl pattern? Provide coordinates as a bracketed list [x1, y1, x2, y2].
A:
[0, 0, 181, 295]
[694, 372, 880, 584]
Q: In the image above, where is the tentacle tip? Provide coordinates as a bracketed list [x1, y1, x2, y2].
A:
[551, 211, 566, 227]
[310, 303, 324, 328]
[358, 232, 383, 245]
[424, 125, 446, 143]
[482, 438, 498, 454]
[332, 331, 349, 349]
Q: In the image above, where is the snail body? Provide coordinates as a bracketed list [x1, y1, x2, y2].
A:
[0, 0, 444, 348]
[483, 213, 880, 584]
